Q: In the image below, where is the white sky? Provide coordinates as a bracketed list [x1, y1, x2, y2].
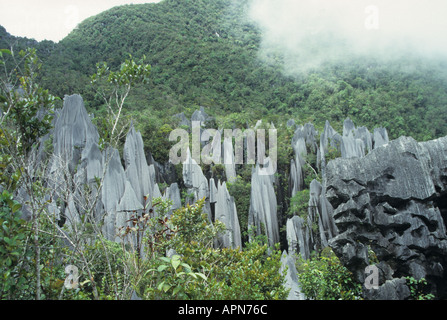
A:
[0, 0, 163, 42]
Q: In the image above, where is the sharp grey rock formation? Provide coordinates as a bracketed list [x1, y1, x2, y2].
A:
[308, 179, 338, 248]
[117, 180, 144, 212]
[123, 125, 153, 204]
[356, 127, 373, 154]
[101, 148, 126, 213]
[287, 121, 339, 261]
[364, 278, 410, 300]
[46, 199, 61, 221]
[163, 183, 182, 213]
[289, 123, 319, 197]
[215, 180, 242, 249]
[81, 142, 103, 185]
[173, 112, 191, 128]
[98, 124, 161, 241]
[319, 120, 342, 167]
[191, 106, 214, 130]
[64, 193, 81, 230]
[223, 135, 236, 182]
[53, 94, 99, 172]
[340, 118, 389, 159]
[209, 178, 218, 204]
[341, 135, 365, 159]
[248, 164, 279, 247]
[373, 127, 389, 149]
[342, 118, 356, 137]
[182, 148, 209, 200]
[342, 118, 374, 153]
[182, 148, 211, 218]
[280, 251, 306, 300]
[101, 148, 127, 241]
[286, 119, 296, 129]
[286, 215, 311, 260]
[191, 106, 208, 123]
[286, 179, 338, 260]
[341, 119, 366, 159]
[326, 135, 447, 299]
[154, 160, 178, 186]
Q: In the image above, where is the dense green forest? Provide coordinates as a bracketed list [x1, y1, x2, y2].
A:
[0, 0, 446, 301]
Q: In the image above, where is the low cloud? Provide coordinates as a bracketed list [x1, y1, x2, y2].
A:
[248, 0, 447, 74]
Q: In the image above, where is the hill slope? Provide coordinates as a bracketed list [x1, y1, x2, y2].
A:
[2, 0, 447, 149]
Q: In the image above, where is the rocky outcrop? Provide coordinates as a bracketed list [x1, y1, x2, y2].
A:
[286, 179, 338, 260]
[214, 180, 242, 249]
[52, 94, 99, 173]
[248, 164, 279, 247]
[319, 120, 342, 175]
[326, 135, 447, 299]
[45, 95, 181, 243]
[341, 118, 377, 159]
[286, 216, 310, 259]
[182, 148, 211, 218]
[289, 123, 319, 196]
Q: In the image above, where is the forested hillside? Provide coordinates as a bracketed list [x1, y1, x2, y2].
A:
[2, 0, 447, 155]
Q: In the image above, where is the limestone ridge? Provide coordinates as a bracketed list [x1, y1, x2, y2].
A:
[326, 135, 447, 299]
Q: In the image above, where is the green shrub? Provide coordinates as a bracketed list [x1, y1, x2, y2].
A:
[405, 276, 435, 300]
[133, 199, 288, 300]
[296, 247, 362, 300]
[0, 190, 30, 299]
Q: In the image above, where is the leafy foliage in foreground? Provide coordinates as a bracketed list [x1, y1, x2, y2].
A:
[127, 199, 289, 300]
[296, 247, 362, 300]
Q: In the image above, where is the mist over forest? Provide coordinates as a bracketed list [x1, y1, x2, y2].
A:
[249, 0, 447, 74]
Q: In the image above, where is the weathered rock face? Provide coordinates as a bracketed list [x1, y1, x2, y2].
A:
[53, 95, 99, 173]
[214, 180, 242, 249]
[248, 164, 279, 247]
[45, 95, 182, 243]
[286, 179, 338, 260]
[326, 135, 447, 299]
[289, 123, 319, 196]
[341, 118, 379, 159]
[182, 148, 211, 217]
[319, 121, 342, 168]
[286, 215, 311, 259]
